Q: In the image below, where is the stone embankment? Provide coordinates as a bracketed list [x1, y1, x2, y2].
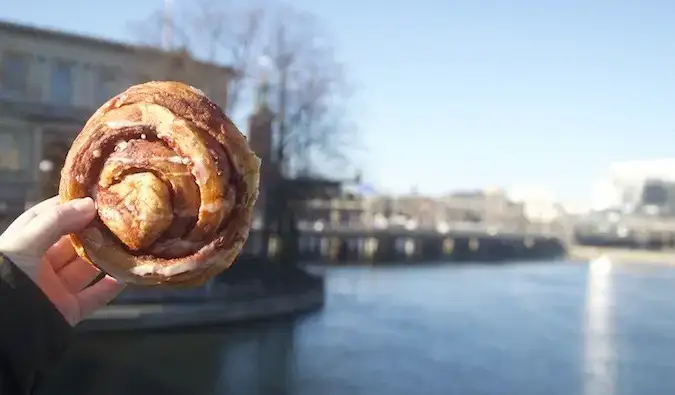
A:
[78, 257, 325, 332]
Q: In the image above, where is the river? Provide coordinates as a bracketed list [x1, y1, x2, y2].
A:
[39, 260, 675, 395]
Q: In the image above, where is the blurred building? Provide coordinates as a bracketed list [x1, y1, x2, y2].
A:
[361, 188, 527, 231]
[301, 193, 367, 230]
[368, 194, 441, 227]
[440, 188, 526, 225]
[593, 159, 675, 216]
[507, 186, 562, 224]
[0, 20, 234, 226]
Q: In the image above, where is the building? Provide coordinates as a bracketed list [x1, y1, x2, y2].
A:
[592, 159, 675, 215]
[440, 189, 526, 225]
[301, 192, 366, 230]
[360, 188, 528, 231]
[0, 20, 235, 225]
[507, 186, 563, 224]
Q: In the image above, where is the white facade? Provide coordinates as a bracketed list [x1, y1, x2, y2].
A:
[592, 159, 675, 211]
[507, 186, 561, 223]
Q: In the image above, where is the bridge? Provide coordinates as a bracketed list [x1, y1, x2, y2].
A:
[296, 221, 564, 238]
[247, 221, 570, 264]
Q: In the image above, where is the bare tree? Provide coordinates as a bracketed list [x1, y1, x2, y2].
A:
[177, 0, 265, 114]
[263, 7, 354, 177]
[129, 0, 354, 178]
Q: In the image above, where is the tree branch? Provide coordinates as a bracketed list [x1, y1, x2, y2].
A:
[130, 0, 356, 178]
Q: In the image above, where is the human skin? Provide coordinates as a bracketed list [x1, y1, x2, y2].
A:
[0, 196, 126, 326]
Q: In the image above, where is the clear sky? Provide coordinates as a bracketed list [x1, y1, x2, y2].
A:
[4, 0, 675, 202]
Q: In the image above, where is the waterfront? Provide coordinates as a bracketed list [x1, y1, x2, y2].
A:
[570, 245, 675, 265]
[37, 260, 675, 395]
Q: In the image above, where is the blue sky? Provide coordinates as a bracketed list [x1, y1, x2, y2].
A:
[4, 0, 675, 201]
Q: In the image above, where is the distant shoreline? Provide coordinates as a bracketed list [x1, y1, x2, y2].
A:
[569, 245, 675, 265]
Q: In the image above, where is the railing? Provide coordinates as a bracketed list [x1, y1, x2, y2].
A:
[577, 213, 675, 234]
[293, 220, 567, 238]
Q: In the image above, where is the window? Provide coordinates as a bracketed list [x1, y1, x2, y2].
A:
[0, 52, 29, 97]
[94, 67, 115, 105]
[50, 62, 73, 105]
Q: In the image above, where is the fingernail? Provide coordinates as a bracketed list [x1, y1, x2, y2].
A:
[72, 197, 95, 211]
[107, 275, 125, 285]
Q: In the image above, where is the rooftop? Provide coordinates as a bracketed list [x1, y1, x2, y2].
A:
[0, 19, 236, 76]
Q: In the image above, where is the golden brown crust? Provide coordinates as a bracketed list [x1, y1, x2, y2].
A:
[59, 81, 261, 287]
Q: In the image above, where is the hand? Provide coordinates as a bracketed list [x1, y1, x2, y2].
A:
[0, 196, 126, 326]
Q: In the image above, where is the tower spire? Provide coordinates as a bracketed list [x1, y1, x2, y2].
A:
[255, 70, 270, 112]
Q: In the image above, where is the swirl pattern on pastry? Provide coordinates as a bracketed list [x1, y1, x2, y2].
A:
[59, 81, 261, 286]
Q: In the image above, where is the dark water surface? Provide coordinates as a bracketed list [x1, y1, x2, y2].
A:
[40, 261, 675, 395]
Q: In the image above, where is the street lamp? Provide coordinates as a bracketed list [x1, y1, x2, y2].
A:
[39, 160, 54, 173]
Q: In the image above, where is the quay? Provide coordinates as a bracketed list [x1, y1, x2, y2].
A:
[79, 257, 325, 333]
[78, 285, 324, 332]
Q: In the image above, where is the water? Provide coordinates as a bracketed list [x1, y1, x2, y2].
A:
[40, 260, 675, 395]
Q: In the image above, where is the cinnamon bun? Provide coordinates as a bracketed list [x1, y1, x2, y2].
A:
[59, 81, 261, 287]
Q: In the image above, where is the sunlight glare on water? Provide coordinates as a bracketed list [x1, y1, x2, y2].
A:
[584, 256, 616, 395]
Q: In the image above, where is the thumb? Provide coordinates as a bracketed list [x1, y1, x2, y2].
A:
[14, 198, 97, 254]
